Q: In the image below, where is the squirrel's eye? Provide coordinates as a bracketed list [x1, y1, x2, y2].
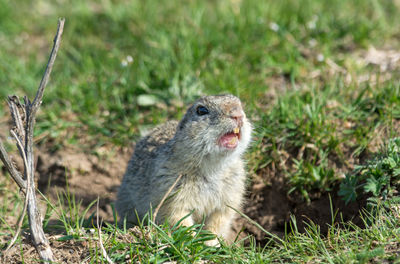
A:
[196, 105, 209, 116]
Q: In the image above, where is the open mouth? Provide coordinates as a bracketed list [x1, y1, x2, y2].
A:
[219, 127, 241, 149]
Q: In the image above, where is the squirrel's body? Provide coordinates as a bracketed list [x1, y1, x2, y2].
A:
[116, 94, 252, 243]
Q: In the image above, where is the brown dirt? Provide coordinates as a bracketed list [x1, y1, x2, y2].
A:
[1, 232, 90, 264]
[242, 180, 364, 241]
[231, 172, 365, 245]
[35, 144, 133, 222]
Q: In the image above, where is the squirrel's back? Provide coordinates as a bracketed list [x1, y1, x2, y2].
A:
[115, 120, 178, 222]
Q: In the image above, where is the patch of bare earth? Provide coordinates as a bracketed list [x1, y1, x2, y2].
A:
[234, 175, 365, 244]
[35, 143, 132, 222]
[2, 232, 90, 264]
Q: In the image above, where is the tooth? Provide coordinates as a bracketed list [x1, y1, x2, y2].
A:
[229, 137, 237, 145]
[234, 127, 240, 134]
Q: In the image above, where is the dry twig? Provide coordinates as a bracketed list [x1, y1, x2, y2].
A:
[0, 18, 65, 263]
[0, 140, 26, 193]
[153, 174, 183, 222]
[97, 198, 115, 264]
[4, 131, 32, 252]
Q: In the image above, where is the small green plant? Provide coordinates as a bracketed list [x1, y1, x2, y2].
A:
[289, 156, 336, 202]
[339, 137, 400, 204]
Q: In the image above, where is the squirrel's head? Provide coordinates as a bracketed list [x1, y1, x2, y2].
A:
[176, 94, 252, 158]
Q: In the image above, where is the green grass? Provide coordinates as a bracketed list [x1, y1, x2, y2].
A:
[1, 0, 400, 262]
[6, 188, 400, 263]
[253, 82, 400, 200]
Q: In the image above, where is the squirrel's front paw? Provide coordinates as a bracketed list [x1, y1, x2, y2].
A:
[204, 238, 221, 247]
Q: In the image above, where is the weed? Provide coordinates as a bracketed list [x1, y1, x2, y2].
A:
[339, 138, 400, 205]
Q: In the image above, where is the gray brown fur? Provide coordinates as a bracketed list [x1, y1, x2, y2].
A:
[116, 94, 252, 244]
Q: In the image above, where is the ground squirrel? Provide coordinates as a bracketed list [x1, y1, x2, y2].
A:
[116, 94, 252, 244]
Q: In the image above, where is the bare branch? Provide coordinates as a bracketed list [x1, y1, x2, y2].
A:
[8, 96, 26, 143]
[25, 17, 65, 171]
[23, 18, 65, 263]
[0, 139, 25, 192]
[5, 133, 31, 252]
[31, 18, 65, 114]
[153, 174, 183, 222]
[10, 131, 29, 175]
[0, 18, 65, 263]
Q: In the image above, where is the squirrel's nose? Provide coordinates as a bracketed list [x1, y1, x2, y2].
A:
[229, 107, 244, 127]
